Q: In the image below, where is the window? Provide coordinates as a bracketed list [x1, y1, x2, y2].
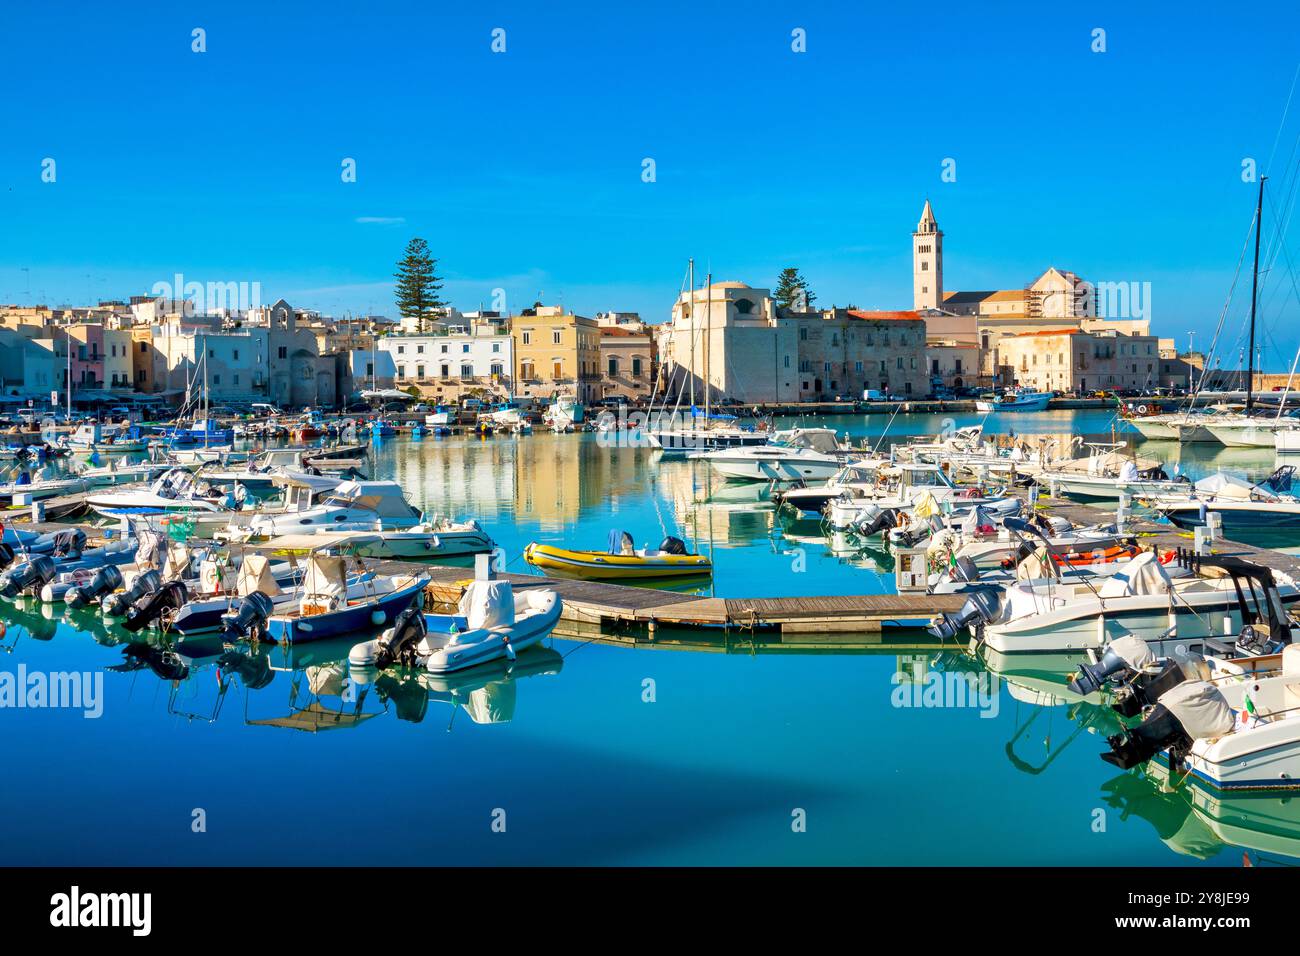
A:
[521, 361, 535, 379]
[799, 328, 808, 341]
[552, 329, 562, 345]
[855, 361, 864, 372]
[490, 363, 503, 378]
[461, 364, 473, 378]
[522, 331, 532, 345]
[139, 342, 146, 353]
[397, 366, 406, 380]
[632, 357, 643, 377]
[417, 365, 426, 378]
[462, 344, 470, 353]
[278, 347, 287, 359]
[553, 360, 563, 378]
[608, 357, 619, 376]
[492, 343, 501, 353]
[440, 365, 449, 379]
[213, 374, 221, 385]
[897, 357, 904, 370]
[921, 262, 928, 271]
[233, 349, 239, 361]
[397, 345, 405, 354]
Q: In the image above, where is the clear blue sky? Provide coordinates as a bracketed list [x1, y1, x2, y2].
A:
[2, 2, 1299, 367]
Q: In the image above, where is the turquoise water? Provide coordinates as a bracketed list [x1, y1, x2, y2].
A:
[1, 409, 1296, 865]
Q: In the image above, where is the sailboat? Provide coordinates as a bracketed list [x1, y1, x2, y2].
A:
[646, 264, 770, 456]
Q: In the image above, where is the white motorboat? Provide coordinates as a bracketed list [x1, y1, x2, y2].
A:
[825, 463, 1004, 531]
[930, 551, 1300, 654]
[1039, 446, 1187, 501]
[0, 470, 89, 503]
[230, 519, 494, 559]
[774, 459, 892, 517]
[349, 578, 562, 674]
[237, 479, 423, 538]
[697, 427, 850, 482]
[544, 392, 584, 431]
[1126, 413, 1182, 441]
[77, 459, 170, 488]
[60, 423, 150, 455]
[201, 447, 325, 492]
[86, 468, 238, 520]
[646, 423, 770, 457]
[1277, 429, 1300, 455]
[1204, 415, 1300, 448]
[1141, 467, 1300, 541]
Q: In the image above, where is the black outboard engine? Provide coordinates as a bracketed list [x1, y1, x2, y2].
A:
[374, 605, 429, 669]
[659, 536, 688, 556]
[0, 542, 16, 571]
[1068, 636, 1157, 697]
[102, 570, 163, 617]
[218, 591, 276, 643]
[0, 555, 57, 598]
[122, 580, 189, 633]
[1100, 680, 1234, 770]
[65, 565, 124, 610]
[1109, 660, 1191, 719]
[857, 507, 900, 537]
[928, 589, 1002, 641]
[1100, 704, 1192, 770]
[216, 648, 275, 689]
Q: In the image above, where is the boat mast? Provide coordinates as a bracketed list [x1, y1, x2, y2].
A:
[688, 258, 695, 415]
[1247, 175, 1266, 414]
[705, 271, 712, 427]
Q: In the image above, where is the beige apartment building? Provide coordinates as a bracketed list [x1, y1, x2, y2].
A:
[996, 329, 1162, 394]
[512, 306, 601, 402]
[598, 326, 654, 402]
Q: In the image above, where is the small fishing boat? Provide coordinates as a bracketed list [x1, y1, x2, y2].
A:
[86, 468, 238, 520]
[262, 553, 431, 644]
[1038, 444, 1187, 501]
[524, 531, 711, 580]
[237, 479, 423, 538]
[60, 423, 150, 455]
[0, 469, 89, 503]
[975, 388, 1052, 413]
[349, 578, 562, 674]
[77, 458, 170, 488]
[237, 518, 494, 560]
[1142, 467, 1300, 540]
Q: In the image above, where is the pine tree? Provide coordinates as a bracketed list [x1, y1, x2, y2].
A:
[774, 267, 816, 312]
[394, 238, 446, 333]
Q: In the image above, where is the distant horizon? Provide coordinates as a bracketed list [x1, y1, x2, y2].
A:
[3, 2, 1299, 371]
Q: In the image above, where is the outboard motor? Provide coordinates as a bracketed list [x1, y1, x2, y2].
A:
[65, 565, 124, 610]
[370, 605, 429, 669]
[928, 589, 1003, 641]
[659, 536, 687, 556]
[1068, 635, 1157, 697]
[218, 591, 276, 643]
[122, 580, 189, 633]
[856, 507, 899, 537]
[0, 542, 16, 571]
[0, 555, 57, 598]
[1100, 680, 1235, 770]
[102, 570, 163, 617]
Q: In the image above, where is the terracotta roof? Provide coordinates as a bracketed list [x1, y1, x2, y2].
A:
[847, 310, 921, 321]
[1008, 328, 1080, 337]
[599, 326, 648, 337]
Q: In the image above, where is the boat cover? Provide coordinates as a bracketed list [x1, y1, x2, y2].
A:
[1159, 680, 1235, 739]
[464, 684, 515, 724]
[607, 530, 636, 555]
[1098, 552, 1171, 598]
[237, 554, 281, 597]
[1109, 634, 1156, 671]
[458, 579, 515, 631]
[162, 544, 190, 582]
[1193, 472, 1260, 501]
[303, 554, 346, 600]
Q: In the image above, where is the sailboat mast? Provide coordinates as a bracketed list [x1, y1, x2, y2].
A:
[688, 258, 695, 414]
[705, 271, 712, 426]
[1247, 175, 1266, 414]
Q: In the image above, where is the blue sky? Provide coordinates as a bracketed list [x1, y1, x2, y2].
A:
[2, 2, 1299, 366]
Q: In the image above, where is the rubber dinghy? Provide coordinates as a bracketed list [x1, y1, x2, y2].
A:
[524, 530, 711, 580]
[350, 579, 562, 674]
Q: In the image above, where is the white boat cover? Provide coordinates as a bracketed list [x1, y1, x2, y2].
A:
[1193, 472, 1260, 500]
[162, 544, 190, 582]
[1109, 634, 1156, 671]
[237, 554, 281, 597]
[307, 664, 346, 696]
[1016, 546, 1053, 580]
[199, 558, 234, 595]
[1098, 552, 1171, 598]
[458, 580, 515, 631]
[1160, 680, 1235, 739]
[772, 428, 841, 454]
[303, 554, 347, 600]
[465, 684, 515, 724]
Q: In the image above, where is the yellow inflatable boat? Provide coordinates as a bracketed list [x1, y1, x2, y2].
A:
[524, 532, 712, 580]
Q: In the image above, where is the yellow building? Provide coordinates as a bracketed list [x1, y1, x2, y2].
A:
[511, 305, 601, 402]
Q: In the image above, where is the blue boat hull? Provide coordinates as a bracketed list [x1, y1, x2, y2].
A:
[266, 578, 429, 644]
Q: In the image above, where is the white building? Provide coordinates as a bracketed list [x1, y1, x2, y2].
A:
[377, 329, 514, 400]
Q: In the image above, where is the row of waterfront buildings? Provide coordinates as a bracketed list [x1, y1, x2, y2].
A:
[0, 201, 1210, 411]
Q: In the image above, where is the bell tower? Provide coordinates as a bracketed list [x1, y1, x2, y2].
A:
[912, 200, 943, 310]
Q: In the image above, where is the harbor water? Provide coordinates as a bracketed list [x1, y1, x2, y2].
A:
[2, 408, 1297, 866]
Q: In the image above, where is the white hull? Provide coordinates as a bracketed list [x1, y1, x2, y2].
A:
[1044, 473, 1187, 501]
[1205, 421, 1297, 448]
[1127, 417, 1180, 441]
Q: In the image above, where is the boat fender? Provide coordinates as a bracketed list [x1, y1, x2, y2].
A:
[371, 609, 387, 626]
[348, 639, 381, 668]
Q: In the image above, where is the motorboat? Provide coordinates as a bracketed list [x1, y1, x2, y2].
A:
[232, 519, 495, 560]
[929, 550, 1300, 654]
[645, 409, 771, 458]
[349, 578, 562, 674]
[773, 459, 892, 517]
[1141, 467, 1300, 540]
[261, 553, 431, 644]
[60, 423, 150, 455]
[1203, 414, 1300, 448]
[0, 469, 89, 503]
[236, 479, 423, 539]
[1037, 444, 1187, 501]
[200, 447, 328, 492]
[975, 388, 1052, 412]
[524, 531, 711, 580]
[825, 463, 1005, 531]
[544, 393, 584, 431]
[77, 458, 170, 488]
[86, 467, 239, 520]
[924, 513, 1139, 576]
[696, 427, 851, 482]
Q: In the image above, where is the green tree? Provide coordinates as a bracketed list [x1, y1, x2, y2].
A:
[394, 238, 446, 332]
[774, 267, 816, 312]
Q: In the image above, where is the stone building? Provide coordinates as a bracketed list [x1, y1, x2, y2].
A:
[511, 305, 601, 403]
